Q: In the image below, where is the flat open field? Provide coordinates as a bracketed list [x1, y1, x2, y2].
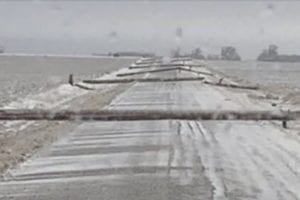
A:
[0, 57, 299, 200]
[0, 55, 135, 107]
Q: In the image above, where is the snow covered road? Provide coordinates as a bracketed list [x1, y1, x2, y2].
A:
[0, 68, 299, 200]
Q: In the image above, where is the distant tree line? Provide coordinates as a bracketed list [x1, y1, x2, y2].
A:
[257, 45, 300, 62]
[171, 46, 241, 61]
[0, 45, 4, 54]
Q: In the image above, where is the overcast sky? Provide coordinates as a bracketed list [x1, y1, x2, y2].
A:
[0, 0, 300, 59]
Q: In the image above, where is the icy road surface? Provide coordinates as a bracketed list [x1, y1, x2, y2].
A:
[0, 69, 300, 200]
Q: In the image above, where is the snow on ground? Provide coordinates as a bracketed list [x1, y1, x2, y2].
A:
[205, 60, 300, 112]
[4, 84, 87, 110]
[0, 55, 136, 107]
[1, 61, 299, 200]
[0, 84, 88, 133]
[0, 57, 137, 135]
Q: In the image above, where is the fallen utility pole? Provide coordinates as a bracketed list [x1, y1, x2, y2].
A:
[69, 74, 74, 86]
[179, 67, 213, 76]
[74, 83, 95, 90]
[68, 74, 95, 90]
[83, 77, 204, 84]
[129, 63, 204, 69]
[157, 63, 203, 67]
[0, 109, 298, 121]
[117, 67, 180, 77]
[128, 65, 158, 69]
[135, 61, 162, 66]
[203, 81, 259, 90]
[117, 67, 210, 77]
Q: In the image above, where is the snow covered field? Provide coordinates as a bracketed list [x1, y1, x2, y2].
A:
[0, 63, 299, 200]
[206, 60, 300, 104]
[0, 55, 135, 107]
[0, 55, 137, 175]
[206, 60, 300, 89]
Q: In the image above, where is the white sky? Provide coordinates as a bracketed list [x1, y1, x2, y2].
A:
[1, 1, 300, 59]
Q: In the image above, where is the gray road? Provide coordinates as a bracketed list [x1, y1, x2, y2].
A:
[0, 68, 300, 200]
